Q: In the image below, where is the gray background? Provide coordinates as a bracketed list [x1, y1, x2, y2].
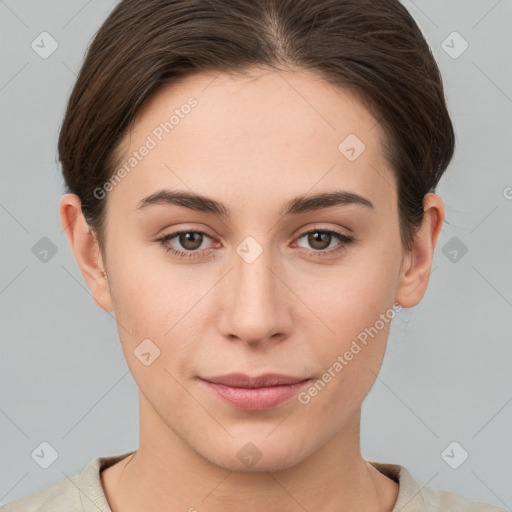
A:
[1, 0, 511, 508]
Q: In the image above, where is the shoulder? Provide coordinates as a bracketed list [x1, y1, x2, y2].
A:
[0, 451, 135, 512]
[0, 474, 81, 512]
[368, 461, 506, 512]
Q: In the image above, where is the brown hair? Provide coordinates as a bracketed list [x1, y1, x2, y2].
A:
[58, 0, 455, 258]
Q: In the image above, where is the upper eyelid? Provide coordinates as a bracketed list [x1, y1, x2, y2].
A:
[296, 224, 347, 235]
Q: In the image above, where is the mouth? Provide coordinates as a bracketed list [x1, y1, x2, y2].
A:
[199, 373, 312, 411]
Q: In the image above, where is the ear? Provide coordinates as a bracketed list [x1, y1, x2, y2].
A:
[395, 193, 445, 308]
[59, 193, 114, 313]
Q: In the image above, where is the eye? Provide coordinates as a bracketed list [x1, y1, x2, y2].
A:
[156, 230, 216, 259]
[294, 227, 354, 256]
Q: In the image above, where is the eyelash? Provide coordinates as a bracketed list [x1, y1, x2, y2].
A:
[156, 227, 355, 260]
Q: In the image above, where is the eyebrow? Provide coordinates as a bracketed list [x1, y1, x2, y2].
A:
[134, 189, 375, 217]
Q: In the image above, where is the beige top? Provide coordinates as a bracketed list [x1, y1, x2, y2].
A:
[0, 450, 505, 511]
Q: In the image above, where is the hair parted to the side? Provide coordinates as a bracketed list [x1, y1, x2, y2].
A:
[58, 0, 455, 260]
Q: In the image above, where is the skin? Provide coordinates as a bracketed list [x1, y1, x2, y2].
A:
[60, 66, 444, 512]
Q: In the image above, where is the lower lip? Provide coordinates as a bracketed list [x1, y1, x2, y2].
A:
[200, 379, 311, 411]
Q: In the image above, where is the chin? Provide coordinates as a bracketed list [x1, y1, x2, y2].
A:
[196, 432, 314, 473]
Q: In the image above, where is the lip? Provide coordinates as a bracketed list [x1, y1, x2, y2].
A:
[199, 373, 311, 411]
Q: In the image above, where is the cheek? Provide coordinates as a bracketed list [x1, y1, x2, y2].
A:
[107, 239, 206, 331]
[106, 249, 212, 380]
[302, 251, 397, 342]
[299, 310, 393, 423]
[297, 248, 398, 399]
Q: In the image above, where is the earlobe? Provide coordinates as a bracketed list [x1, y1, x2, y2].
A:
[59, 193, 114, 313]
[394, 193, 445, 309]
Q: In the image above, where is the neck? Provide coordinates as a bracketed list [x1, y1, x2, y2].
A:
[105, 393, 398, 512]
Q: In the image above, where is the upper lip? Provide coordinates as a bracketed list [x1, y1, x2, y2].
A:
[200, 373, 310, 388]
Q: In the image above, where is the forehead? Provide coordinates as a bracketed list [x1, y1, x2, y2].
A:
[107, 67, 396, 217]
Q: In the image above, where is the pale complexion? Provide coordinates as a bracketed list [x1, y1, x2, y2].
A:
[60, 66, 444, 512]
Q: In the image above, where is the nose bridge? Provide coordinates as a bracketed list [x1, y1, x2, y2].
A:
[219, 235, 288, 343]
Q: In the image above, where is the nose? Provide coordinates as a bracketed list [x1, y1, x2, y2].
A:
[217, 240, 292, 347]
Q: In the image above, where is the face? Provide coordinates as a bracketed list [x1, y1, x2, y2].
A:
[78, 67, 417, 472]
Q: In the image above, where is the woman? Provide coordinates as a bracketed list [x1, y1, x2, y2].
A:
[1, 0, 504, 510]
